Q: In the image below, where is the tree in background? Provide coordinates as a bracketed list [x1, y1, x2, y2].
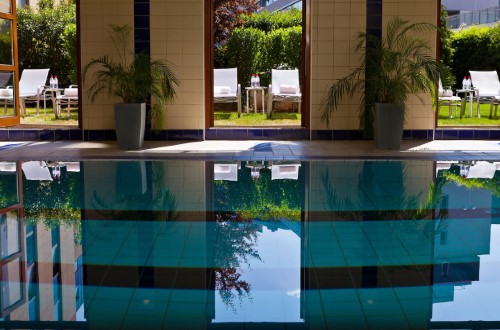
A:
[17, 1, 76, 87]
[214, 0, 260, 47]
[439, 5, 455, 88]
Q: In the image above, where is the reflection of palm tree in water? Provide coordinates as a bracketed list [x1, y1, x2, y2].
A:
[214, 211, 262, 312]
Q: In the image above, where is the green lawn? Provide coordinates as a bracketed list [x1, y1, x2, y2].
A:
[215, 111, 301, 126]
[20, 105, 78, 126]
[15, 103, 498, 128]
[437, 101, 499, 126]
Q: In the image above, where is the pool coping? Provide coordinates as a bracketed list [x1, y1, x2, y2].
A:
[0, 140, 499, 162]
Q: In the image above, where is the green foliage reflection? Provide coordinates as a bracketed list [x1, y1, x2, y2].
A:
[23, 165, 81, 245]
[214, 161, 301, 221]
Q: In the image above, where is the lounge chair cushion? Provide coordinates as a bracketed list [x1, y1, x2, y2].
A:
[64, 88, 78, 97]
[279, 84, 298, 94]
[0, 88, 12, 97]
[214, 86, 231, 94]
[279, 165, 297, 173]
[214, 165, 231, 173]
[439, 89, 453, 97]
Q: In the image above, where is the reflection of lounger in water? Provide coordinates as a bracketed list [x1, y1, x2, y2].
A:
[22, 161, 53, 181]
[214, 161, 241, 181]
[268, 161, 301, 180]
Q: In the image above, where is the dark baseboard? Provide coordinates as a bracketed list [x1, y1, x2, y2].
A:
[0, 128, 497, 141]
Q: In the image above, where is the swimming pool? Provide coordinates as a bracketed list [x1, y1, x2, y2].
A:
[0, 159, 499, 329]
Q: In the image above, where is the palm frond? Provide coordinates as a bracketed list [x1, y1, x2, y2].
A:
[320, 16, 445, 138]
[83, 24, 180, 131]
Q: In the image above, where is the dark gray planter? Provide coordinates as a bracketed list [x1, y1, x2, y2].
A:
[114, 103, 146, 150]
[374, 103, 405, 150]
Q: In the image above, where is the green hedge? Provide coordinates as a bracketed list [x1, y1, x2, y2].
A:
[226, 26, 302, 89]
[17, 2, 76, 87]
[451, 25, 500, 89]
[226, 27, 265, 89]
[241, 7, 302, 33]
[221, 9, 302, 90]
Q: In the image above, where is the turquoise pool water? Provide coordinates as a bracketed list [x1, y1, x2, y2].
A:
[0, 159, 499, 329]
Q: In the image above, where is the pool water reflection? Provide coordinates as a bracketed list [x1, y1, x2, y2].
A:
[0, 159, 499, 329]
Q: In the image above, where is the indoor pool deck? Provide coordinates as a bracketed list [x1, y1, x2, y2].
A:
[0, 139, 499, 161]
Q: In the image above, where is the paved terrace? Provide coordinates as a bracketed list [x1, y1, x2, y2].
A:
[0, 140, 499, 161]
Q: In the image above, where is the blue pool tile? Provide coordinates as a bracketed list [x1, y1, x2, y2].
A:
[167, 130, 183, 140]
[441, 129, 459, 140]
[134, 27, 150, 43]
[205, 129, 217, 140]
[303, 129, 311, 140]
[434, 129, 443, 140]
[490, 129, 500, 139]
[182, 130, 201, 141]
[411, 130, 428, 140]
[215, 129, 233, 140]
[458, 130, 474, 139]
[0, 130, 8, 140]
[8, 130, 24, 141]
[292, 128, 309, 140]
[69, 129, 83, 140]
[402, 130, 412, 140]
[150, 129, 167, 141]
[231, 129, 248, 140]
[87, 130, 107, 141]
[333, 130, 364, 140]
[134, 2, 149, 16]
[23, 130, 39, 140]
[247, 128, 264, 139]
[104, 130, 116, 141]
[262, 129, 277, 139]
[277, 128, 292, 140]
[54, 129, 70, 141]
[40, 130, 55, 141]
[143, 130, 152, 141]
[474, 129, 490, 139]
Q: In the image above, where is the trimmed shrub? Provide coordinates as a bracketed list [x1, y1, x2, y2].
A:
[17, 2, 76, 87]
[451, 26, 494, 89]
[282, 26, 302, 71]
[226, 27, 265, 89]
[258, 26, 302, 87]
[241, 7, 302, 33]
[61, 22, 77, 84]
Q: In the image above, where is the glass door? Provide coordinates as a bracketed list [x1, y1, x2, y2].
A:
[0, 0, 19, 127]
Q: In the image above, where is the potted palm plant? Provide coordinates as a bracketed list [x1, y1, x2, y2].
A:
[83, 24, 179, 150]
[320, 17, 445, 149]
